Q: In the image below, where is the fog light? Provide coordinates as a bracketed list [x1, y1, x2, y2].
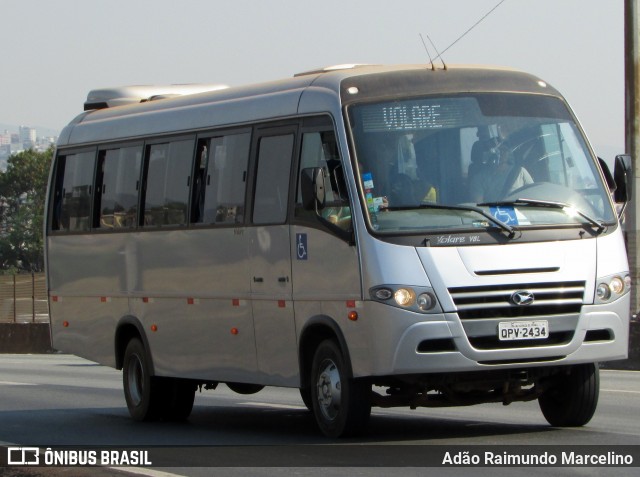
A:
[417, 292, 436, 311]
[394, 288, 416, 307]
[596, 283, 611, 300]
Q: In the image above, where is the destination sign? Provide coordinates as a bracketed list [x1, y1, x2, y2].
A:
[358, 97, 479, 132]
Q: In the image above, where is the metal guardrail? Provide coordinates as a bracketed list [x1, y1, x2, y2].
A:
[0, 273, 49, 323]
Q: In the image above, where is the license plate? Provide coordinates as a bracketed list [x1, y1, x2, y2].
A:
[498, 320, 549, 341]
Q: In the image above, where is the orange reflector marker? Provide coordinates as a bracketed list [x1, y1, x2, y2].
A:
[231, 327, 239, 335]
[151, 324, 158, 332]
[62, 321, 69, 327]
[348, 311, 358, 321]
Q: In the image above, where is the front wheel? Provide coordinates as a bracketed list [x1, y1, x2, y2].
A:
[310, 339, 371, 437]
[538, 363, 599, 427]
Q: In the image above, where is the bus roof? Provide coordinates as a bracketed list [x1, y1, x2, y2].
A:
[58, 64, 561, 147]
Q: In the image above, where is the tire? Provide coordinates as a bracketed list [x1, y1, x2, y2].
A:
[122, 338, 163, 421]
[538, 363, 600, 427]
[299, 387, 313, 411]
[226, 382, 265, 395]
[310, 339, 371, 437]
[162, 378, 196, 421]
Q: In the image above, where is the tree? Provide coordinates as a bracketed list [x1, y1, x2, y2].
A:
[0, 147, 53, 273]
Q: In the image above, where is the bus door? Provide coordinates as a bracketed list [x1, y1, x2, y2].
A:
[248, 126, 298, 385]
[291, 122, 362, 351]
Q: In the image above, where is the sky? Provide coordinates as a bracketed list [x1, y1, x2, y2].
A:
[0, 0, 626, 160]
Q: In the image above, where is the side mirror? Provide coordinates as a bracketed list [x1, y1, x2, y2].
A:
[300, 167, 326, 211]
[614, 154, 632, 203]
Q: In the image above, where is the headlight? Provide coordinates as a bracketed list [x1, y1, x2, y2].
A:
[394, 288, 416, 307]
[595, 273, 631, 304]
[370, 285, 442, 314]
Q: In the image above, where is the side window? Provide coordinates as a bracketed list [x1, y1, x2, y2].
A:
[95, 145, 142, 229]
[142, 139, 194, 227]
[191, 132, 250, 225]
[51, 150, 96, 232]
[295, 130, 352, 230]
[252, 134, 294, 225]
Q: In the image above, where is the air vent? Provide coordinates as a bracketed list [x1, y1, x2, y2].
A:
[84, 84, 229, 111]
[294, 64, 372, 77]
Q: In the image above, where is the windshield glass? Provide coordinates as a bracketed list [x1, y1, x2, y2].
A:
[348, 93, 615, 234]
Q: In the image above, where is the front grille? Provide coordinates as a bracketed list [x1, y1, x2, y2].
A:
[448, 281, 585, 351]
[449, 281, 585, 320]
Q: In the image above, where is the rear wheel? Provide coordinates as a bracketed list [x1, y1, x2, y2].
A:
[310, 339, 371, 437]
[122, 338, 162, 421]
[122, 338, 196, 421]
[538, 363, 599, 427]
[162, 378, 196, 421]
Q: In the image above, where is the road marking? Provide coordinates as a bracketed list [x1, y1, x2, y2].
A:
[0, 381, 36, 386]
[240, 402, 306, 410]
[601, 388, 640, 394]
[116, 467, 188, 477]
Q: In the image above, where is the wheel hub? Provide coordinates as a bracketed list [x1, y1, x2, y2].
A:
[316, 359, 341, 421]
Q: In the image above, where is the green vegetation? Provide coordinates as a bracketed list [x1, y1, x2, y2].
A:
[0, 148, 53, 274]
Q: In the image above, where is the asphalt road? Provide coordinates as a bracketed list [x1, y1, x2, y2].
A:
[0, 354, 638, 476]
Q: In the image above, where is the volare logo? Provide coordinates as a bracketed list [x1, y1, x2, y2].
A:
[7, 447, 39, 465]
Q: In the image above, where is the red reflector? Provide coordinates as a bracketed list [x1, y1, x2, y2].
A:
[346, 300, 356, 308]
[51, 296, 59, 302]
[143, 297, 149, 303]
[100, 297, 107, 303]
[231, 327, 239, 335]
[62, 321, 69, 327]
[187, 298, 195, 305]
[232, 298, 240, 307]
[151, 324, 158, 332]
[278, 300, 286, 308]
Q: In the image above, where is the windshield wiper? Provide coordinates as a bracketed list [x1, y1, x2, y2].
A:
[478, 198, 605, 234]
[388, 203, 516, 238]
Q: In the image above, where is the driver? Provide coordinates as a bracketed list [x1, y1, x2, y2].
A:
[469, 124, 533, 203]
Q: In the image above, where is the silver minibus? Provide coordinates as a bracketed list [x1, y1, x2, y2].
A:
[45, 64, 632, 437]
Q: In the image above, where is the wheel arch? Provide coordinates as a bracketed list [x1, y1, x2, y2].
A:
[298, 315, 353, 389]
[115, 315, 154, 374]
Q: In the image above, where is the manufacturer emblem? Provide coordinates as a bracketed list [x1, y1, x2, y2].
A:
[511, 290, 535, 306]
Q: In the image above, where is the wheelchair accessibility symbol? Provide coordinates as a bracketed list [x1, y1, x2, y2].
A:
[489, 206, 519, 226]
[296, 233, 308, 260]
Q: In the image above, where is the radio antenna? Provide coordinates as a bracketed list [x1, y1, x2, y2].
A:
[426, 34, 447, 70]
[437, 0, 507, 59]
[419, 34, 436, 71]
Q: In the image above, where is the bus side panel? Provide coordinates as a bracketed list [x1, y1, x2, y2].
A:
[131, 297, 258, 382]
[49, 297, 122, 368]
[131, 228, 258, 381]
[291, 225, 364, 375]
[48, 234, 131, 366]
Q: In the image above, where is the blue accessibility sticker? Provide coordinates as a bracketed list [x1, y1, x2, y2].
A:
[296, 233, 308, 260]
[489, 206, 519, 225]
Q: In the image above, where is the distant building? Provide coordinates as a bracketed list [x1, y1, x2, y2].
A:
[19, 126, 36, 148]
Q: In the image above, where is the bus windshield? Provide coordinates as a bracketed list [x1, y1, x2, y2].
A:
[348, 93, 615, 234]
